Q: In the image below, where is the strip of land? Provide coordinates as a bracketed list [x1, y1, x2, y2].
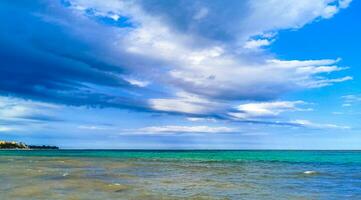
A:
[0, 141, 59, 149]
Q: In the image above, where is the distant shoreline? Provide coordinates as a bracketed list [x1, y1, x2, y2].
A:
[1, 149, 361, 151]
[0, 141, 59, 150]
[0, 149, 59, 150]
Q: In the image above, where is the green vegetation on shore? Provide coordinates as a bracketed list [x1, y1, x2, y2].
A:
[0, 141, 28, 149]
[0, 141, 59, 149]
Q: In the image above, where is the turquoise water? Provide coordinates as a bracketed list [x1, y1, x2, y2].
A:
[1, 150, 360, 199]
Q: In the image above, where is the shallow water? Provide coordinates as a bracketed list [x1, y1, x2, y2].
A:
[0, 150, 360, 199]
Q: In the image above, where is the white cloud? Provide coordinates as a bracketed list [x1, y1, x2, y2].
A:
[230, 101, 309, 119]
[0, 96, 59, 119]
[136, 125, 236, 134]
[266, 58, 349, 75]
[0, 126, 15, 132]
[245, 0, 351, 36]
[123, 77, 150, 87]
[291, 119, 350, 129]
[168, 57, 350, 101]
[244, 39, 272, 49]
[149, 92, 224, 114]
[77, 125, 111, 130]
[187, 117, 217, 122]
[304, 76, 352, 88]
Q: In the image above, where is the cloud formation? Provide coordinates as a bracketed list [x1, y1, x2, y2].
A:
[0, 0, 352, 128]
[63, 0, 352, 103]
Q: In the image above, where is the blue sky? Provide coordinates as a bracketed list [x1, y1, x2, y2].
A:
[0, 0, 360, 149]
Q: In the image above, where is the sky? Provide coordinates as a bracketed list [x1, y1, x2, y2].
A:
[0, 0, 360, 149]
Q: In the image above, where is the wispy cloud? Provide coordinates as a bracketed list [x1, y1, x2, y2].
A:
[77, 125, 112, 130]
[0, 126, 15, 132]
[134, 125, 237, 134]
[187, 117, 217, 122]
[229, 101, 310, 119]
[291, 119, 350, 129]
[0, 96, 60, 121]
[123, 77, 150, 88]
[342, 95, 361, 107]
[149, 92, 224, 115]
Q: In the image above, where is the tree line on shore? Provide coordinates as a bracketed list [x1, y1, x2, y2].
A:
[0, 141, 59, 149]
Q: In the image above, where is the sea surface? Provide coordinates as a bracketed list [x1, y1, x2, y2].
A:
[0, 150, 360, 200]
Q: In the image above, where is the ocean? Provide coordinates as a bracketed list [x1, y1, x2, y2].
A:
[0, 150, 360, 199]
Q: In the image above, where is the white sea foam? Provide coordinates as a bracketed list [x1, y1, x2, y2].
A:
[303, 170, 317, 175]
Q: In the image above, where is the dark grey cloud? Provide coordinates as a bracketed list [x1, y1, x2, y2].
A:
[137, 0, 250, 44]
[0, 0, 151, 110]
